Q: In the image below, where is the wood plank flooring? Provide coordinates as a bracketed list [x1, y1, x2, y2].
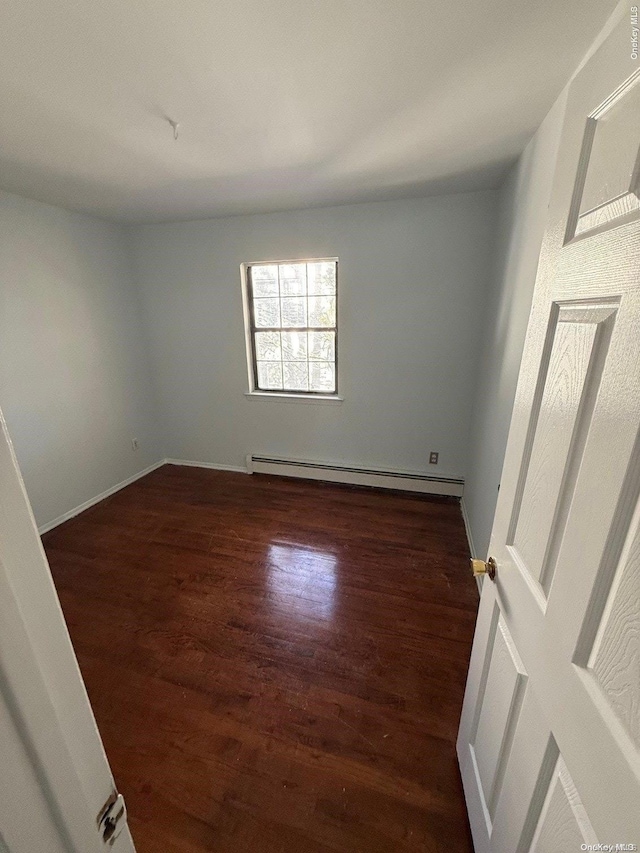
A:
[43, 464, 478, 852]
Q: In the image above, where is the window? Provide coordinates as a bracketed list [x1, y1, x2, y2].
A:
[244, 259, 338, 395]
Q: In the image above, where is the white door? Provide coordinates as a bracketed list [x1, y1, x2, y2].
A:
[458, 9, 640, 853]
[0, 407, 136, 852]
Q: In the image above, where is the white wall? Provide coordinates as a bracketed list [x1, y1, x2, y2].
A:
[131, 193, 498, 478]
[0, 190, 165, 529]
[463, 90, 569, 558]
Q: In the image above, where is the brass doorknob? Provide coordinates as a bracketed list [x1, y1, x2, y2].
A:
[471, 557, 497, 581]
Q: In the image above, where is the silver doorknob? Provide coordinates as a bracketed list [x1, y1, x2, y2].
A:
[470, 557, 497, 581]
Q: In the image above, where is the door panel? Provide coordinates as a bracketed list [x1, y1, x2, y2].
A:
[0, 686, 68, 853]
[509, 302, 616, 596]
[588, 506, 640, 747]
[569, 71, 640, 240]
[458, 8, 640, 852]
[529, 756, 598, 853]
[470, 612, 527, 827]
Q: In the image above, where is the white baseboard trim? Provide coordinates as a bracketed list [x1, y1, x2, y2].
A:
[460, 497, 478, 558]
[247, 454, 464, 497]
[38, 459, 166, 535]
[38, 455, 461, 535]
[165, 458, 248, 473]
[460, 497, 483, 594]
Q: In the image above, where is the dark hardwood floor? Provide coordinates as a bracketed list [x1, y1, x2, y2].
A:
[43, 464, 478, 852]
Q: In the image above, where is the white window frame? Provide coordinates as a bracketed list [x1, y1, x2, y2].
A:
[240, 258, 342, 403]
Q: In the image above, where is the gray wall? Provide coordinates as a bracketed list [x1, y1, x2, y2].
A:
[131, 192, 498, 479]
[463, 89, 569, 558]
[0, 190, 164, 529]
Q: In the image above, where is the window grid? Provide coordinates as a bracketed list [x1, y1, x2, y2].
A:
[247, 260, 338, 395]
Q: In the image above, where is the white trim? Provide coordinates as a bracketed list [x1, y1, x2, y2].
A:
[248, 454, 464, 497]
[460, 497, 483, 594]
[240, 262, 256, 393]
[38, 459, 166, 534]
[38, 455, 463, 535]
[244, 391, 343, 404]
[239, 258, 340, 397]
[165, 458, 248, 473]
[39, 458, 249, 534]
[242, 256, 340, 267]
[460, 496, 478, 558]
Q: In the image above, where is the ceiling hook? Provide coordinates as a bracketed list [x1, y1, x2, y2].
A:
[167, 118, 179, 141]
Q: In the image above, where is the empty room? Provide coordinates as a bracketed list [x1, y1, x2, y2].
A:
[1, 0, 639, 851]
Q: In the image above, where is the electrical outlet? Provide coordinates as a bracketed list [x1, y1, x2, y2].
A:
[429, 451, 439, 465]
[131, 438, 139, 451]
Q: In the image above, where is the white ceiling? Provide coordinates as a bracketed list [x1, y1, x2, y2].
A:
[0, 0, 615, 222]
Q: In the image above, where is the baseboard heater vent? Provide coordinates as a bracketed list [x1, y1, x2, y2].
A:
[246, 455, 464, 497]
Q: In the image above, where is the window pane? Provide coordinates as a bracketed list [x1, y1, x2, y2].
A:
[309, 361, 335, 392]
[249, 259, 337, 395]
[251, 265, 279, 297]
[308, 330, 335, 361]
[257, 361, 283, 389]
[283, 362, 309, 392]
[254, 297, 280, 327]
[279, 264, 306, 296]
[255, 331, 281, 361]
[307, 262, 336, 295]
[281, 331, 307, 361]
[281, 297, 307, 327]
[308, 295, 336, 327]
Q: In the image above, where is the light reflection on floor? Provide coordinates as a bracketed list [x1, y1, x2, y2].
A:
[266, 542, 337, 620]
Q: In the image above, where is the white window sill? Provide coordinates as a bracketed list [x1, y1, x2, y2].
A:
[244, 391, 343, 405]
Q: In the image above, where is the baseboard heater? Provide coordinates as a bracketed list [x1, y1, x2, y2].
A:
[246, 455, 464, 497]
